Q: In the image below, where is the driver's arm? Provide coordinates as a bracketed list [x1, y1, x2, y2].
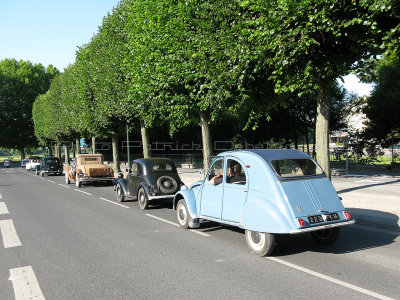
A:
[210, 174, 223, 185]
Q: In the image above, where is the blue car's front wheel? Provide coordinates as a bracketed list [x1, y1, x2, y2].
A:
[245, 230, 275, 256]
[177, 200, 191, 229]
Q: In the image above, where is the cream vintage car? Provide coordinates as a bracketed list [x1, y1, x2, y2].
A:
[65, 154, 114, 188]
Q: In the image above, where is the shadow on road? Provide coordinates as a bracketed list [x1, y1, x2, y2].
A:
[194, 217, 399, 257]
[337, 179, 400, 194]
[273, 222, 399, 257]
[348, 208, 400, 232]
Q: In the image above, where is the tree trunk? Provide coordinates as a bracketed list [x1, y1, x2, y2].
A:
[140, 120, 151, 158]
[112, 134, 120, 172]
[305, 128, 310, 155]
[72, 141, 76, 158]
[315, 86, 331, 179]
[19, 147, 25, 160]
[92, 136, 96, 154]
[76, 139, 81, 154]
[55, 140, 60, 158]
[200, 111, 212, 175]
[64, 144, 70, 165]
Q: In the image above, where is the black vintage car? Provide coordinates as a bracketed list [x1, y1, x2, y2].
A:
[35, 156, 63, 176]
[114, 158, 184, 209]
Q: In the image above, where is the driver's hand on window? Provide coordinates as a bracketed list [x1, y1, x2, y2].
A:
[210, 174, 223, 185]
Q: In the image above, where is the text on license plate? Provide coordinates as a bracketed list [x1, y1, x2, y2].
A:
[308, 213, 340, 224]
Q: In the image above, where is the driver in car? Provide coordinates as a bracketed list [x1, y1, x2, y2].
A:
[210, 164, 242, 185]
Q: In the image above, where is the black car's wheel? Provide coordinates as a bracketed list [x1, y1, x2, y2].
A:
[65, 172, 70, 184]
[245, 230, 275, 256]
[311, 227, 340, 244]
[138, 187, 149, 210]
[75, 174, 82, 188]
[157, 176, 178, 194]
[116, 184, 125, 202]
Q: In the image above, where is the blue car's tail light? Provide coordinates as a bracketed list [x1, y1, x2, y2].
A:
[297, 218, 306, 227]
[343, 211, 351, 220]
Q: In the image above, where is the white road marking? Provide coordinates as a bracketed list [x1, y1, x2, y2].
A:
[268, 257, 394, 300]
[145, 214, 210, 237]
[73, 189, 92, 196]
[99, 197, 129, 208]
[355, 179, 383, 184]
[58, 184, 70, 188]
[0, 202, 9, 214]
[47, 180, 56, 183]
[0, 193, 2, 199]
[9, 266, 45, 300]
[0, 219, 22, 248]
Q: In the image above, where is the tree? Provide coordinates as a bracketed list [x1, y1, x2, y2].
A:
[0, 59, 58, 157]
[241, 0, 392, 177]
[364, 52, 400, 143]
[125, 0, 270, 171]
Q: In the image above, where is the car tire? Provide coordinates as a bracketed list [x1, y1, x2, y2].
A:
[176, 199, 192, 229]
[75, 174, 82, 188]
[116, 184, 125, 202]
[138, 187, 149, 210]
[245, 230, 275, 256]
[157, 176, 178, 194]
[40, 171, 44, 177]
[35, 168, 39, 175]
[65, 172, 70, 184]
[311, 227, 340, 245]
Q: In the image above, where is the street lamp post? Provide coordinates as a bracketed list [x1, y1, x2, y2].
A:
[126, 124, 130, 169]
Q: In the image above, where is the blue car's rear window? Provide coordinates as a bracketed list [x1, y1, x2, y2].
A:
[271, 159, 323, 178]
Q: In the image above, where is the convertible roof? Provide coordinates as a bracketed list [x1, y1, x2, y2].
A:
[223, 149, 311, 162]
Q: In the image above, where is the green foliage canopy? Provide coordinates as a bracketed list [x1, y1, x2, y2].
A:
[0, 59, 58, 152]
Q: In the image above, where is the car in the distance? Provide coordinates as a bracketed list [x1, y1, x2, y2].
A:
[35, 156, 63, 176]
[4, 160, 11, 168]
[26, 158, 41, 171]
[114, 158, 184, 209]
[21, 159, 29, 168]
[173, 149, 355, 256]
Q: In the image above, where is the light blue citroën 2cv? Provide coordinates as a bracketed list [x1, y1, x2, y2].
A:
[173, 149, 355, 256]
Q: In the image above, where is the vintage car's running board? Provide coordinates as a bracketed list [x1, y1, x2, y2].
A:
[148, 195, 175, 200]
[289, 219, 356, 234]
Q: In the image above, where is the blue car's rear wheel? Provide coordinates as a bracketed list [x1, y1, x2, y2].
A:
[311, 227, 340, 244]
[245, 230, 275, 256]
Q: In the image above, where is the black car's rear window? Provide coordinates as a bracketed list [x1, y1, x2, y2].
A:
[46, 158, 59, 163]
[152, 163, 173, 172]
[271, 159, 323, 178]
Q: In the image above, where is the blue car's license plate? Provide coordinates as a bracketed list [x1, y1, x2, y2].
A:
[308, 215, 324, 224]
[324, 212, 340, 221]
[308, 213, 340, 224]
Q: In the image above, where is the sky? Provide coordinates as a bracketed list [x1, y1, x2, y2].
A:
[0, 0, 120, 71]
[0, 0, 373, 97]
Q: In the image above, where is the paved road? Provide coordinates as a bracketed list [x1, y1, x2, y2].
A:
[1, 166, 399, 299]
[332, 174, 400, 231]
